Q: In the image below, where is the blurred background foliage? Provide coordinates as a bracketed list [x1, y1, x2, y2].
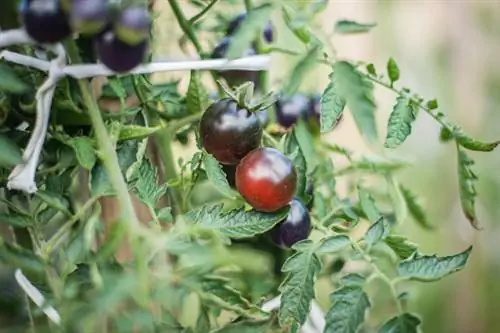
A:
[151, 1, 500, 332]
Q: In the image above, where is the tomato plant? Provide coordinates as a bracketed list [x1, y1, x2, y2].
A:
[0, 0, 496, 332]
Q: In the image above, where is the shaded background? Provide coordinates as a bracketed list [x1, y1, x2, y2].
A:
[151, 1, 500, 332]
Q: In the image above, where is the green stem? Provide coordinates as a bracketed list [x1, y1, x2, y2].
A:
[351, 240, 403, 314]
[168, 0, 204, 56]
[189, 0, 219, 24]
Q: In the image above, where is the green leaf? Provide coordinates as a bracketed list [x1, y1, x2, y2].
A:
[399, 185, 433, 229]
[67, 137, 96, 170]
[118, 125, 161, 141]
[35, 190, 71, 215]
[281, 4, 315, 44]
[203, 153, 238, 199]
[210, 319, 271, 333]
[358, 187, 381, 223]
[333, 61, 378, 144]
[320, 72, 346, 133]
[284, 134, 307, 201]
[387, 58, 400, 84]
[397, 246, 472, 282]
[324, 274, 370, 333]
[129, 160, 168, 208]
[283, 44, 321, 97]
[364, 218, 389, 246]
[338, 155, 410, 176]
[366, 63, 377, 76]
[457, 147, 480, 229]
[279, 241, 321, 327]
[378, 313, 421, 333]
[0, 64, 28, 93]
[187, 71, 210, 115]
[426, 99, 438, 110]
[334, 20, 376, 34]
[226, 3, 274, 59]
[157, 207, 173, 224]
[316, 235, 351, 255]
[386, 175, 408, 224]
[293, 120, 317, 173]
[0, 238, 45, 275]
[453, 128, 500, 152]
[185, 204, 288, 239]
[384, 235, 418, 260]
[384, 97, 417, 149]
[0, 134, 23, 167]
[0, 212, 32, 228]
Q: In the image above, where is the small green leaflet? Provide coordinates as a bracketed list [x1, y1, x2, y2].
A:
[386, 175, 408, 225]
[67, 137, 96, 170]
[281, 4, 315, 44]
[203, 153, 238, 199]
[284, 134, 307, 201]
[0, 212, 32, 228]
[324, 274, 370, 333]
[454, 129, 500, 152]
[283, 44, 321, 97]
[226, 3, 274, 59]
[334, 20, 377, 34]
[187, 70, 209, 115]
[293, 120, 317, 173]
[118, 125, 161, 141]
[384, 235, 418, 260]
[333, 61, 378, 144]
[456, 147, 480, 229]
[210, 319, 271, 333]
[397, 246, 472, 282]
[386, 58, 400, 85]
[0, 134, 23, 167]
[279, 240, 321, 327]
[185, 204, 288, 239]
[364, 218, 389, 246]
[129, 160, 168, 208]
[384, 96, 417, 149]
[316, 235, 351, 255]
[0, 64, 28, 93]
[0, 239, 45, 275]
[320, 71, 346, 133]
[358, 187, 381, 223]
[378, 313, 421, 333]
[399, 185, 433, 229]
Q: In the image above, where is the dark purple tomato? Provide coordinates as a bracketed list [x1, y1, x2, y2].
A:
[271, 198, 311, 248]
[305, 180, 314, 211]
[275, 93, 310, 128]
[236, 147, 297, 212]
[211, 37, 259, 88]
[94, 29, 147, 73]
[199, 98, 262, 165]
[70, 0, 108, 35]
[222, 164, 237, 188]
[226, 12, 274, 43]
[20, 0, 72, 44]
[115, 6, 151, 45]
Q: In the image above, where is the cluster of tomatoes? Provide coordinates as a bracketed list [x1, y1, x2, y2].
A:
[199, 95, 312, 249]
[19, 0, 151, 73]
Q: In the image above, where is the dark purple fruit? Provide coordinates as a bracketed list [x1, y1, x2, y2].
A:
[20, 0, 72, 44]
[226, 12, 274, 43]
[271, 199, 311, 248]
[115, 6, 151, 45]
[95, 29, 147, 73]
[275, 93, 310, 128]
[70, 0, 108, 35]
[211, 37, 259, 88]
[305, 181, 314, 211]
[199, 98, 262, 165]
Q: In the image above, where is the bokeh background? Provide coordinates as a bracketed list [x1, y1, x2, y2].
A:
[151, 1, 500, 332]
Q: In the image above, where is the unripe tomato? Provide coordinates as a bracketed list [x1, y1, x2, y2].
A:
[70, 0, 108, 35]
[270, 198, 311, 248]
[236, 147, 297, 212]
[20, 0, 72, 44]
[199, 98, 263, 165]
[114, 6, 151, 45]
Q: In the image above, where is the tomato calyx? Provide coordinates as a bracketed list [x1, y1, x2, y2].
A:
[217, 80, 277, 114]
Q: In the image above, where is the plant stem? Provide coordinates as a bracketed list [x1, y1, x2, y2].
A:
[167, 0, 204, 55]
[351, 240, 403, 314]
[189, 0, 219, 24]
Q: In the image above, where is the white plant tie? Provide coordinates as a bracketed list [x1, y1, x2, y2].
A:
[0, 28, 271, 194]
